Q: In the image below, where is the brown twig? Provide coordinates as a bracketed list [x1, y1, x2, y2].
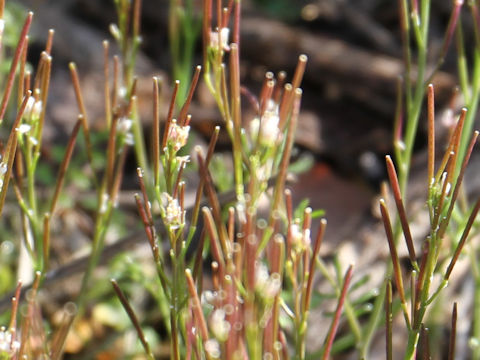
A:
[385, 155, 417, 267]
[50, 117, 82, 214]
[0, 12, 33, 123]
[322, 264, 353, 360]
[448, 302, 457, 360]
[111, 279, 154, 359]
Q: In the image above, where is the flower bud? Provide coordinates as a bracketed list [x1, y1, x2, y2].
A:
[209, 27, 230, 51]
[209, 308, 231, 341]
[23, 96, 43, 122]
[250, 100, 282, 147]
[255, 262, 281, 300]
[109, 23, 121, 41]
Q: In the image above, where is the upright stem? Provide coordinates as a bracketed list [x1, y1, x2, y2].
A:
[362, 2, 432, 357]
[170, 254, 181, 360]
[130, 97, 149, 177]
[474, 276, 480, 360]
[229, 44, 244, 206]
[76, 200, 114, 311]
[456, 49, 480, 178]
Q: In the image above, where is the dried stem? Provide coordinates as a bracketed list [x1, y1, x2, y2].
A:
[445, 197, 480, 280]
[111, 279, 155, 359]
[386, 280, 393, 360]
[0, 12, 33, 123]
[50, 117, 82, 214]
[322, 264, 353, 360]
[0, 92, 31, 214]
[179, 65, 202, 125]
[385, 155, 417, 268]
[427, 84, 435, 186]
[185, 269, 209, 342]
[162, 80, 179, 151]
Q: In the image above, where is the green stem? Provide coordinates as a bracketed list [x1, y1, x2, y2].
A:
[404, 329, 420, 360]
[76, 198, 114, 311]
[456, 21, 470, 103]
[474, 276, 480, 360]
[456, 49, 480, 178]
[359, 276, 387, 359]
[131, 101, 149, 179]
[316, 259, 362, 346]
[399, 47, 427, 197]
[361, 3, 431, 356]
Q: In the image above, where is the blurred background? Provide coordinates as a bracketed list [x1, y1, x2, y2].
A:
[4, 0, 471, 358]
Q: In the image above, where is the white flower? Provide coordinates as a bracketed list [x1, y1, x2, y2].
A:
[255, 159, 273, 183]
[116, 117, 134, 146]
[209, 27, 230, 51]
[395, 140, 406, 151]
[167, 120, 190, 152]
[290, 224, 303, 246]
[109, 23, 121, 41]
[0, 19, 4, 44]
[439, 171, 451, 196]
[260, 112, 280, 145]
[0, 327, 20, 355]
[264, 273, 281, 299]
[255, 261, 270, 293]
[116, 117, 132, 133]
[290, 222, 311, 253]
[255, 262, 281, 300]
[161, 193, 184, 229]
[23, 97, 43, 121]
[249, 100, 282, 146]
[99, 193, 109, 214]
[176, 155, 191, 165]
[204, 339, 221, 358]
[249, 117, 260, 140]
[29, 136, 38, 146]
[117, 86, 127, 99]
[0, 162, 7, 189]
[125, 133, 134, 145]
[24, 96, 35, 115]
[16, 124, 31, 134]
[33, 100, 43, 119]
[209, 308, 231, 341]
[201, 290, 217, 306]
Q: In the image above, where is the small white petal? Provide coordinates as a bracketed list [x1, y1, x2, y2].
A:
[16, 124, 31, 134]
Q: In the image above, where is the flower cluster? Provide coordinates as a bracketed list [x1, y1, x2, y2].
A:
[254, 261, 282, 300]
[166, 119, 190, 152]
[289, 222, 311, 253]
[17, 95, 43, 146]
[23, 96, 43, 122]
[209, 308, 231, 341]
[160, 192, 184, 230]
